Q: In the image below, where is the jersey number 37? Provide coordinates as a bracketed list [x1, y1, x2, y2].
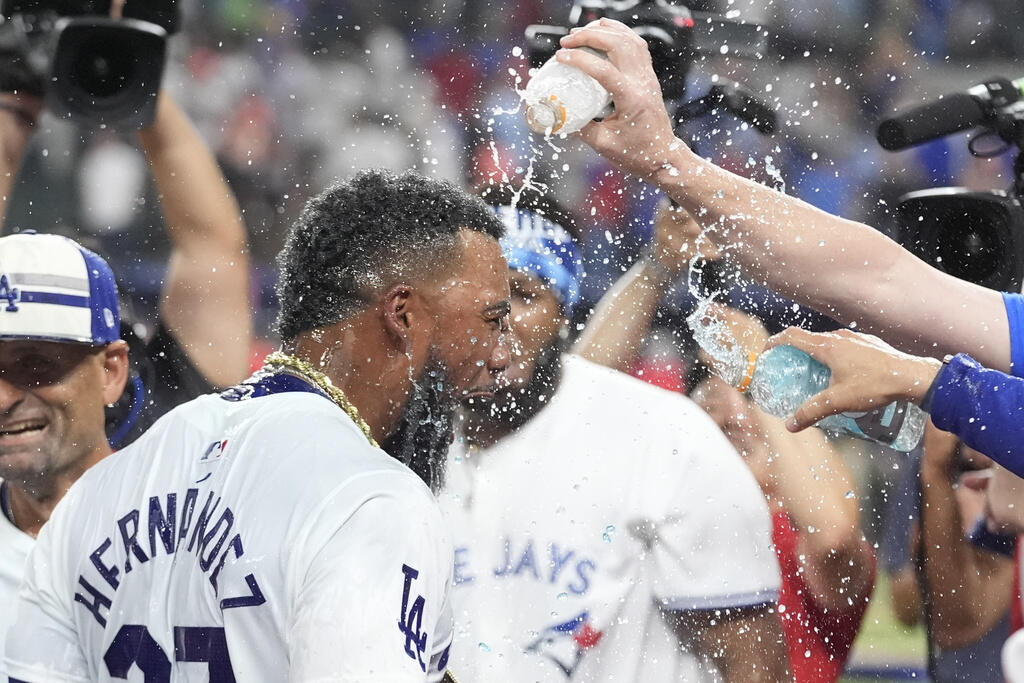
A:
[104, 624, 234, 681]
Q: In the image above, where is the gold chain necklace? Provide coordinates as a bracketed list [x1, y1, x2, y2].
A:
[262, 352, 378, 448]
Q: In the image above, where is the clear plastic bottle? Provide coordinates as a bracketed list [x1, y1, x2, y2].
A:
[524, 47, 612, 135]
[723, 344, 926, 451]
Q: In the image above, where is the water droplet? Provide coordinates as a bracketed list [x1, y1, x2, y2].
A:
[557, 592, 568, 600]
[845, 490, 855, 499]
[478, 642, 491, 652]
[602, 524, 616, 542]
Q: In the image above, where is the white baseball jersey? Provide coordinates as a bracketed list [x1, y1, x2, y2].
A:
[4, 372, 454, 682]
[440, 355, 779, 682]
[0, 496, 33, 668]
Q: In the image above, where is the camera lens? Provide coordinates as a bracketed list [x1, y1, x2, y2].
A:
[896, 189, 1024, 292]
[71, 36, 134, 99]
[938, 211, 1004, 283]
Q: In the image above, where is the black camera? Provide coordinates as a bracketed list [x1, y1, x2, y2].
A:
[880, 78, 1024, 293]
[525, 0, 766, 101]
[896, 188, 1024, 292]
[0, 0, 179, 128]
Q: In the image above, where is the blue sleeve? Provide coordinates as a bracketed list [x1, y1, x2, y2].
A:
[929, 353, 1024, 477]
[967, 516, 1018, 558]
[1002, 292, 1024, 378]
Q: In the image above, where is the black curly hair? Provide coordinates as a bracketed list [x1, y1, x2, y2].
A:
[275, 169, 505, 341]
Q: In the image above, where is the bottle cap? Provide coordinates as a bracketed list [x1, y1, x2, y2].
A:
[526, 96, 566, 134]
[735, 352, 759, 393]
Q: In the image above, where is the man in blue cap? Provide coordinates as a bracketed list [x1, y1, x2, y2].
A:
[0, 232, 129, 643]
[440, 186, 790, 683]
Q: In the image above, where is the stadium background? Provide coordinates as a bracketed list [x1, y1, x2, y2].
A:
[5, 0, 1024, 678]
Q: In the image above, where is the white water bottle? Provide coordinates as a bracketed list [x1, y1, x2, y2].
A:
[524, 47, 613, 135]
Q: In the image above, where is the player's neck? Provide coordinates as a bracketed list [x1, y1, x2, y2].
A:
[7, 441, 112, 537]
[289, 325, 413, 446]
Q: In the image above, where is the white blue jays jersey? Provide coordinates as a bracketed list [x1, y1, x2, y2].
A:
[440, 355, 779, 682]
[4, 372, 454, 682]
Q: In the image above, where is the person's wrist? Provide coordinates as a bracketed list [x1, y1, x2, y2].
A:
[637, 251, 674, 283]
[902, 355, 943, 404]
[648, 138, 692, 186]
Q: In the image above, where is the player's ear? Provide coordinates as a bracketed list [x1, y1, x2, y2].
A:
[101, 340, 131, 405]
[382, 284, 417, 347]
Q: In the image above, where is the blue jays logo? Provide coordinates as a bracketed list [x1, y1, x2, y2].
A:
[201, 439, 228, 462]
[525, 611, 603, 677]
[0, 274, 19, 312]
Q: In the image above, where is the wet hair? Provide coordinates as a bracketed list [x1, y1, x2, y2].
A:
[276, 169, 505, 341]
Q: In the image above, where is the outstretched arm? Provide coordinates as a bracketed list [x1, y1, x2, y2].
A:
[573, 200, 716, 371]
[137, 93, 252, 387]
[557, 20, 1010, 371]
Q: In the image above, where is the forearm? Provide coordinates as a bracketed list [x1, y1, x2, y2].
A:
[138, 92, 251, 386]
[766, 424, 868, 608]
[928, 355, 1024, 473]
[656, 146, 1010, 370]
[765, 424, 859, 551]
[918, 460, 985, 646]
[137, 94, 245, 253]
[572, 258, 668, 372]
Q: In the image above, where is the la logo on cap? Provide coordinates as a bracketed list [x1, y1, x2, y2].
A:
[0, 274, 19, 312]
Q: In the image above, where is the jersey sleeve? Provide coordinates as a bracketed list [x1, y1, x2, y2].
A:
[4, 487, 89, 682]
[287, 471, 454, 682]
[645, 404, 781, 612]
[1003, 292, 1024, 378]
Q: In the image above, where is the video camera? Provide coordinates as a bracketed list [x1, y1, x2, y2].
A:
[878, 78, 1024, 292]
[525, 0, 774, 132]
[0, 0, 179, 128]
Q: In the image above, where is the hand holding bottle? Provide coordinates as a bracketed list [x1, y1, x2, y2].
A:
[764, 327, 942, 433]
[555, 19, 681, 181]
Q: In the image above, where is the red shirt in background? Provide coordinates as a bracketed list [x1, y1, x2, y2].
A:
[773, 511, 876, 683]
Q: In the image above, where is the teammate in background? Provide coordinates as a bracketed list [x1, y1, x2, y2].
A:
[0, 233, 129, 659]
[440, 186, 789, 683]
[5, 170, 513, 680]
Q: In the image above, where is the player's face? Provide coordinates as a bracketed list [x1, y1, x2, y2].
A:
[503, 270, 565, 391]
[0, 340, 115, 487]
[427, 230, 514, 402]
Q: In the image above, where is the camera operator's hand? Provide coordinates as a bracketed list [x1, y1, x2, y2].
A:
[764, 327, 942, 432]
[557, 19, 683, 181]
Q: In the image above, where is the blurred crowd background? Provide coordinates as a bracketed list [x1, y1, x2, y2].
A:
[3, 2, 1024, 676]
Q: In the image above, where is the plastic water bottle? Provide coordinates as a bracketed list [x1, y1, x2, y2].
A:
[524, 47, 613, 135]
[725, 344, 927, 451]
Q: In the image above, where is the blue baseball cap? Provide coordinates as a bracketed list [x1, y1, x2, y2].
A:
[0, 232, 120, 345]
[492, 205, 584, 317]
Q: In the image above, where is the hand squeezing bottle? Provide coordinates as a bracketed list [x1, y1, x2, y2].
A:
[724, 344, 926, 451]
[524, 48, 612, 135]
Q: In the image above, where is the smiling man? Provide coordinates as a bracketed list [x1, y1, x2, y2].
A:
[5, 170, 513, 681]
[0, 232, 129, 646]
